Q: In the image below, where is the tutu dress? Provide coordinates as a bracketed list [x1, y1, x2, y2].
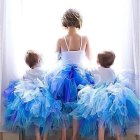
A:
[70, 66, 140, 138]
[45, 36, 95, 127]
[3, 67, 62, 133]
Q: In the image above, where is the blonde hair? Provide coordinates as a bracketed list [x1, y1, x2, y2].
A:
[62, 9, 82, 29]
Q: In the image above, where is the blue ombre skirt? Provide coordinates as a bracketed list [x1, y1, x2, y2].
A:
[3, 79, 63, 134]
[70, 80, 140, 138]
[45, 64, 95, 103]
[44, 64, 95, 127]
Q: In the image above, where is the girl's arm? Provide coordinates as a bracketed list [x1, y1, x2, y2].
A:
[85, 36, 92, 60]
[55, 39, 61, 60]
[56, 39, 61, 53]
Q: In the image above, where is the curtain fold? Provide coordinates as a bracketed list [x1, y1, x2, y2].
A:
[127, 0, 140, 135]
[131, 0, 140, 97]
[0, 0, 5, 126]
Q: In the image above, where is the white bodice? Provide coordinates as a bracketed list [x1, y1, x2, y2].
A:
[61, 50, 86, 66]
[23, 67, 44, 81]
[60, 36, 88, 66]
[93, 66, 116, 84]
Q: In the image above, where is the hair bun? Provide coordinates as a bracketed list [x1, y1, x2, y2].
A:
[27, 50, 34, 55]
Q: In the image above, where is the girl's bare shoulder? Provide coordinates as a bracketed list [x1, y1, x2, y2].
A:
[57, 37, 65, 47]
[82, 35, 89, 42]
[57, 37, 63, 43]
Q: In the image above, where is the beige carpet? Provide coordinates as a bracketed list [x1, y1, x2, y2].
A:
[0, 132, 140, 140]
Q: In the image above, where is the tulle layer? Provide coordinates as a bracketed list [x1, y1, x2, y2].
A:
[70, 82, 140, 137]
[44, 64, 95, 129]
[45, 64, 95, 103]
[3, 79, 63, 133]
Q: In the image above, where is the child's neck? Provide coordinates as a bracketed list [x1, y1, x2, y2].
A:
[31, 64, 40, 69]
[68, 27, 77, 36]
[100, 65, 110, 68]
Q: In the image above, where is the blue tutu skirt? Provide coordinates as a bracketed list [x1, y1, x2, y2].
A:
[70, 82, 140, 138]
[44, 64, 95, 128]
[45, 64, 95, 103]
[3, 79, 63, 134]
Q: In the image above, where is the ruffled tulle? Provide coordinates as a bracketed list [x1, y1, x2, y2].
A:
[3, 80, 21, 131]
[44, 64, 95, 129]
[3, 79, 63, 134]
[70, 80, 140, 137]
[45, 64, 95, 103]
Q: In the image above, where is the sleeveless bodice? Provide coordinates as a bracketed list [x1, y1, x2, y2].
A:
[60, 36, 87, 66]
[23, 67, 44, 81]
[61, 50, 86, 65]
[93, 67, 116, 84]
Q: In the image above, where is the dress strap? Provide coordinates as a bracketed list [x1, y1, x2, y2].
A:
[80, 36, 82, 50]
[64, 36, 69, 51]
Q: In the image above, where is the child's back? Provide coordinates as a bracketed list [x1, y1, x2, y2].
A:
[23, 67, 44, 81]
[93, 66, 115, 84]
[70, 51, 140, 140]
[3, 50, 62, 140]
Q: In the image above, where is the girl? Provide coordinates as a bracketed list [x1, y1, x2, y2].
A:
[45, 9, 94, 140]
[3, 50, 62, 140]
[70, 51, 140, 140]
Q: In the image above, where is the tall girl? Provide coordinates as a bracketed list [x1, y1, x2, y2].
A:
[45, 9, 94, 140]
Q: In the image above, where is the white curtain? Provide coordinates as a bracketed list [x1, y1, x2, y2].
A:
[0, 0, 139, 134]
[127, 0, 140, 135]
[0, 0, 5, 127]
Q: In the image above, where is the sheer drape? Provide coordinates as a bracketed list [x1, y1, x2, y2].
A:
[2, 0, 138, 78]
[0, 0, 5, 126]
[127, 0, 140, 135]
[0, 0, 139, 133]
